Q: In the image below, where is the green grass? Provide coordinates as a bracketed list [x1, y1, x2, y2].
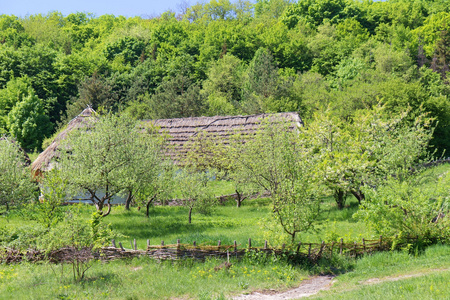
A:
[0, 255, 309, 300]
[312, 244, 450, 299]
[1, 164, 449, 299]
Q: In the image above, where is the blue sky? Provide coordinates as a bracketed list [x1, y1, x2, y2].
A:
[1, 0, 201, 18]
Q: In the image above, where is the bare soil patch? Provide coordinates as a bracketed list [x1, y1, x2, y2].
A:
[232, 275, 335, 300]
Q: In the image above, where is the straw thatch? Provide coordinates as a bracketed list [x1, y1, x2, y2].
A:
[31, 110, 302, 174]
[0, 135, 31, 166]
[31, 107, 96, 177]
[144, 112, 303, 164]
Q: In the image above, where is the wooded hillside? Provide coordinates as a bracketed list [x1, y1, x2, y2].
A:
[1, 0, 449, 152]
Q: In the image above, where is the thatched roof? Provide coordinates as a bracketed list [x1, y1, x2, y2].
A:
[144, 112, 303, 163]
[0, 135, 31, 166]
[32, 110, 302, 173]
[31, 107, 96, 176]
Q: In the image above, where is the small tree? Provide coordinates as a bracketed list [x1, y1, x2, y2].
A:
[0, 136, 36, 212]
[39, 210, 115, 281]
[234, 122, 321, 242]
[175, 167, 216, 224]
[38, 169, 68, 228]
[355, 172, 450, 246]
[306, 106, 434, 209]
[59, 113, 165, 216]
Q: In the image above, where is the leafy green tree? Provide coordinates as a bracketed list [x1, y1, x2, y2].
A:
[175, 168, 217, 224]
[355, 173, 450, 246]
[202, 54, 244, 115]
[234, 122, 321, 242]
[242, 48, 279, 113]
[58, 114, 164, 217]
[147, 75, 205, 119]
[7, 93, 53, 151]
[0, 137, 36, 211]
[306, 106, 434, 209]
[0, 76, 34, 133]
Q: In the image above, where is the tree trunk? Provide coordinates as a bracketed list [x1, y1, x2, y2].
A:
[188, 207, 193, 224]
[351, 190, 365, 204]
[146, 196, 156, 218]
[125, 190, 133, 210]
[334, 189, 346, 210]
[235, 190, 247, 208]
[102, 203, 112, 217]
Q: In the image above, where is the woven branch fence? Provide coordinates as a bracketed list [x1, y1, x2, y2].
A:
[1, 235, 419, 264]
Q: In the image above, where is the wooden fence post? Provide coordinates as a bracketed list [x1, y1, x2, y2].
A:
[134, 239, 137, 251]
[353, 241, 357, 256]
[161, 240, 164, 247]
[330, 241, 335, 258]
[378, 235, 382, 250]
[218, 240, 221, 250]
[119, 242, 125, 251]
[193, 241, 197, 247]
[147, 239, 150, 249]
[264, 240, 268, 249]
[340, 238, 343, 255]
[248, 238, 251, 249]
[112, 239, 116, 248]
[234, 241, 237, 253]
[362, 238, 366, 253]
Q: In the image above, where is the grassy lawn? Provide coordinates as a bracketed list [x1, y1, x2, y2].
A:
[312, 244, 450, 300]
[1, 164, 449, 299]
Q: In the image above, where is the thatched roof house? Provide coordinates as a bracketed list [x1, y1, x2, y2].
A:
[31, 107, 96, 177]
[31, 109, 302, 175]
[144, 112, 303, 164]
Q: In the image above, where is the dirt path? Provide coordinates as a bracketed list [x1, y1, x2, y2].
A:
[232, 275, 335, 300]
[232, 268, 450, 300]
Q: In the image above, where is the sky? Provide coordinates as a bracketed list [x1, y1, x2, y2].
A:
[1, 0, 198, 18]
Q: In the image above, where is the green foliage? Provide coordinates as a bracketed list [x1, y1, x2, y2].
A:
[355, 171, 450, 246]
[0, 137, 36, 211]
[175, 168, 217, 224]
[234, 122, 321, 242]
[38, 169, 68, 228]
[6, 92, 53, 151]
[58, 113, 165, 216]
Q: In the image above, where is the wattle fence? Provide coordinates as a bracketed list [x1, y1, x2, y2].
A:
[1, 235, 418, 264]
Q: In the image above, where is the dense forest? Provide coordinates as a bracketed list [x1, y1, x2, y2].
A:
[0, 0, 450, 153]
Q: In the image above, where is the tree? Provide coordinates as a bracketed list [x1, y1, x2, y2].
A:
[147, 75, 205, 119]
[58, 113, 165, 217]
[234, 121, 321, 242]
[175, 168, 217, 224]
[7, 93, 53, 151]
[355, 172, 450, 246]
[306, 106, 434, 209]
[0, 137, 36, 212]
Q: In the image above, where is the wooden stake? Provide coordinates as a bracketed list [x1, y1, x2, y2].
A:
[340, 238, 343, 255]
[134, 239, 137, 251]
[264, 240, 268, 249]
[119, 242, 124, 251]
[193, 241, 197, 247]
[362, 238, 366, 252]
[112, 239, 116, 248]
[161, 240, 164, 247]
[234, 240, 237, 253]
[248, 238, 251, 249]
[147, 239, 150, 249]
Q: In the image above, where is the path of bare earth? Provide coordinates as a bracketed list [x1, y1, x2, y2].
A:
[232, 268, 450, 300]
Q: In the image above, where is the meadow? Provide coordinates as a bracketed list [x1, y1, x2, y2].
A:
[1, 165, 449, 299]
